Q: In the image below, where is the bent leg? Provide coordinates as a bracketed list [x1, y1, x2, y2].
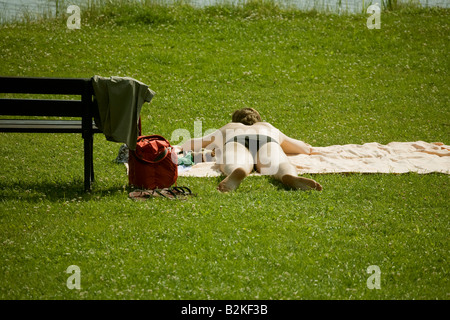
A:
[218, 142, 254, 192]
[256, 142, 322, 191]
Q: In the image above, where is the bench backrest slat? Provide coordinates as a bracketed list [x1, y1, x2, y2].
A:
[0, 76, 96, 118]
[0, 99, 84, 117]
[0, 76, 91, 95]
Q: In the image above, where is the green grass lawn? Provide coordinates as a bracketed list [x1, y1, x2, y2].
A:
[0, 2, 449, 300]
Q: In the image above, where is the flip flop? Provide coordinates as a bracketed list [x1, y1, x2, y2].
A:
[128, 187, 194, 200]
[128, 190, 152, 201]
[128, 189, 177, 200]
[171, 186, 195, 197]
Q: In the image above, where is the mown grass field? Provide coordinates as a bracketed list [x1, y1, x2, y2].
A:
[0, 2, 448, 299]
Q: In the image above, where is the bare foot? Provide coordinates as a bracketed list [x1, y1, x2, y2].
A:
[217, 168, 248, 192]
[281, 174, 323, 191]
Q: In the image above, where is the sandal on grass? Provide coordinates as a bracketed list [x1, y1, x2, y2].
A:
[128, 190, 151, 201]
[128, 189, 176, 200]
[128, 187, 194, 201]
[171, 186, 195, 197]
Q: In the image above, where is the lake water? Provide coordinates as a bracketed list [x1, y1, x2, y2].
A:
[1, 0, 449, 22]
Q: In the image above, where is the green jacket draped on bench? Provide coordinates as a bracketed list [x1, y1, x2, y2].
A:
[92, 75, 155, 150]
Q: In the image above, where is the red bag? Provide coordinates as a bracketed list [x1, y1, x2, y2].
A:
[128, 135, 178, 189]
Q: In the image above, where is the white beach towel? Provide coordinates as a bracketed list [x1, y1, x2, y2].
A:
[178, 141, 450, 177]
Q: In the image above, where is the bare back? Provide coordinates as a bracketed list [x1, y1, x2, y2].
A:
[208, 122, 286, 149]
[182, 121, 311, 155]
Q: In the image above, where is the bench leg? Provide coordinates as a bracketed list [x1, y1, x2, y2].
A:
[90, 134, 95, 182]
[84, 134, 94, 192]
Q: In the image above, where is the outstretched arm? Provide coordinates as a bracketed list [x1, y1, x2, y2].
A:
[180, 129, 221, 152]
[279, 133, 312, 155]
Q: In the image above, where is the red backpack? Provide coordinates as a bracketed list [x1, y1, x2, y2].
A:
[128, 135, 178, 190]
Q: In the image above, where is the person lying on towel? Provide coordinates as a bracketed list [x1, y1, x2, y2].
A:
[180, 108, 323, 192]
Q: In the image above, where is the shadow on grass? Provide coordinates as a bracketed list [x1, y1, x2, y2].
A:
[213, 173, 322, 192]
[0, 179, 129, 203]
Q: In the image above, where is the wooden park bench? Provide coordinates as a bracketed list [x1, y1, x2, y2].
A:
[0, 76, 102, 191]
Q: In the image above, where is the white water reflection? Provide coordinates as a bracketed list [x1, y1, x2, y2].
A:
[1, 0, 449, 22]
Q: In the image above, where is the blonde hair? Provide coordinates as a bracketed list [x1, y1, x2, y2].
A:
[231, 108, 262, 125]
